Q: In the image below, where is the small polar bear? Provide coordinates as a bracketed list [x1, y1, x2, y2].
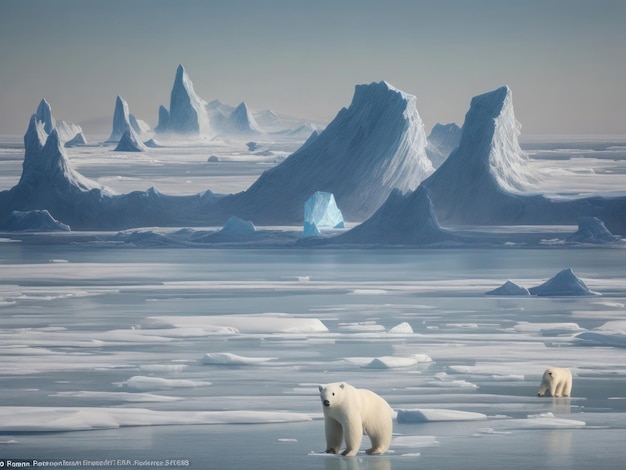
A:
[537, 367, 573, 397]
[318, 382, 393, 456]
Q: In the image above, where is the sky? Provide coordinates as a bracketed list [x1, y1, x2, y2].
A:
[0, 0, 625, 137]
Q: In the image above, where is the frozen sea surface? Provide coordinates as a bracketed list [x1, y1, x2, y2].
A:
[0, 246, 625, 469]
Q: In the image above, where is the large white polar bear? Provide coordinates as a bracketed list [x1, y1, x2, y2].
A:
[318, 382, 393, 456]
[537, 367, 573, 397]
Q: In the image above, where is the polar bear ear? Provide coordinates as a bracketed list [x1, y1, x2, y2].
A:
[318, 385, 323, 392]
[339, 383, 345, 389]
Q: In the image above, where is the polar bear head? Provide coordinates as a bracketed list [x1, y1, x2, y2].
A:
[319, 382, 347, 408]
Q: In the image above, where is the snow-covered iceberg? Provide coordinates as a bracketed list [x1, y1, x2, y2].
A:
[35, 98, 85, 144]
[486, 280, 530, 296]
[220, 81, 434, 224]
[528, 268, 597, 296]
[0, 209, 70, 232]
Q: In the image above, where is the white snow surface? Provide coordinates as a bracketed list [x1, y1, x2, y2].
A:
[140, 315, 329, 334]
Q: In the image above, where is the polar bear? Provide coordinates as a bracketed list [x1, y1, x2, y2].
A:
[537, 367, 572, 397]
[318, 382, 393, 456]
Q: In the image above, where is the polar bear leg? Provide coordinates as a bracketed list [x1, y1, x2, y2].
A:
[341, 416, 364, 456]
[324, 418, 343, 454]
[365, 413, 392, 455]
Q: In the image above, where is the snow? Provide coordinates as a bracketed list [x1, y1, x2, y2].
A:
[120, 376, 211, 391]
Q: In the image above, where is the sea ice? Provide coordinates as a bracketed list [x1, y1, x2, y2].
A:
[201, 352, 277, 366]
[397, 409, 487, 423]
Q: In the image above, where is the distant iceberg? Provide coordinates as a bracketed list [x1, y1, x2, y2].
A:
[167, 64, 211, 135]
[64, 132, 87, 148]
[566, 217, 618, 244]
[220, 216, 256, 234]
[0, 209, 70, 232]
[106, 96, 132, 143]
[528, 268, 597, 296]
[227, 102, 262, 135]
[114, 128, 147, 152]
[426, 122, 461, 168]
[486, 280, 530, 296]
[35, 98, 85, 144]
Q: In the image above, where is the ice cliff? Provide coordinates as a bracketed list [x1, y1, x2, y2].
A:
[220, 81, 434, 224]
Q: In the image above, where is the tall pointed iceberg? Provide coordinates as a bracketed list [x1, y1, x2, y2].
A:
[168, 64, 211, 135]
[423, 86, 541, 224]
[107, 96, 131, 143]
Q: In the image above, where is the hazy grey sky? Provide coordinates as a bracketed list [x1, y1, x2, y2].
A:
[1, 0, 625, 136]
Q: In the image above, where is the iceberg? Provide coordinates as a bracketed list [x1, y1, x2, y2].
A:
[220, 81, 434, 224]
[422, 85, 626, 234]
[106, 95, 132, 143]
[0, 210, 70, 232]
[36, 99, 55, 134]
[144, 138, 164, 148]
[303, 191, 344, 235]
[114, 128, 147, 152]
[167, 64, 211, 135]
[423, 86, 540, 224]
[227, 102, 262, 135]
[566, 217, 618, 244]
[327, 186, 459, 246]
[220, 216, 256, 234]
[426, 122, 461, 168]
[154, 105, 170, 133]
[486, 280, 530, 296]
[528, 268, 597, 296]
[64, 132, 87, 148]
[129, 114, 151, 135]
